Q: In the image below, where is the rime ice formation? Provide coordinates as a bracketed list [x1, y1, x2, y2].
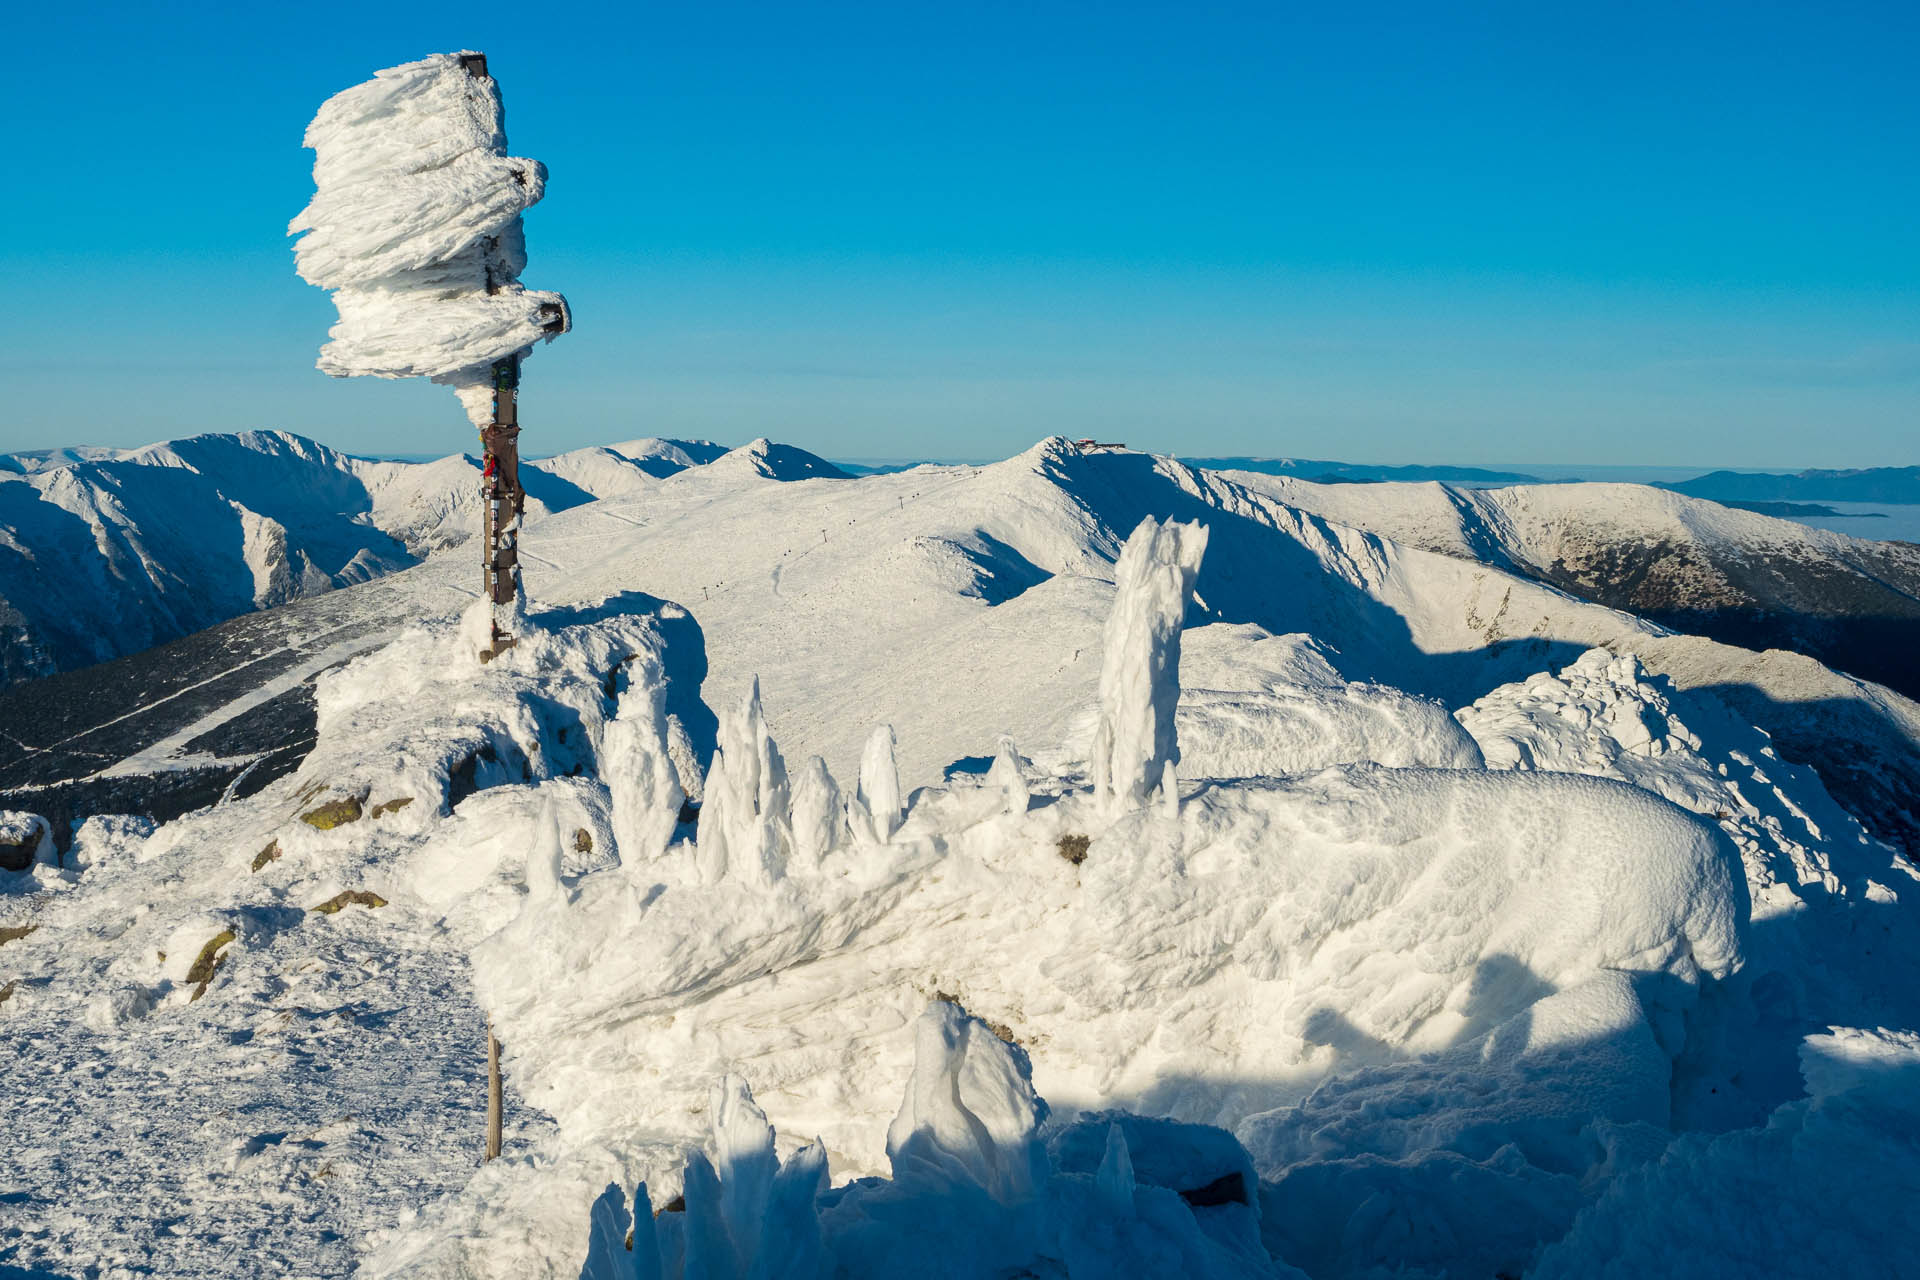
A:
[856, 724, 903, 842]
[696, 679, 802, 885]
[1090, 517, 1209, 813]
[289, 52, 569, 424]
[604, 653, 685, 869]
[579, 1005, 1295, 1279]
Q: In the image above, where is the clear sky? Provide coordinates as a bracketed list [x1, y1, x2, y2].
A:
[3, 0, 1915, 467]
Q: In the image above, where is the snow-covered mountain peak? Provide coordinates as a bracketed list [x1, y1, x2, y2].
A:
[704, 437, 850, 482]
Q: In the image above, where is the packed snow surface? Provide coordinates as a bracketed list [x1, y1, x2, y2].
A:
[290, 52, 568, 422]
[4, 441, 1919, 1280]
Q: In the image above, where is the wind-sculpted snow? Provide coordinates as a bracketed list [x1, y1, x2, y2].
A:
[1459, 647, 1920, 1132]
[1090, 516, 1208, 813]
[578, 1006, 1298, 1279]
[1531, 1028, 1920, 1280]
[1175, 624, 1484, 779]
[343, 541, 1744, 1278]
[290, 52, 568, 421]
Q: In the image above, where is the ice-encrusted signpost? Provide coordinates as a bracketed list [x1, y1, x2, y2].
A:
[289, 51, 569, 1160]
[1090, 516, 1209, 815]
[290, 51, 569, 659]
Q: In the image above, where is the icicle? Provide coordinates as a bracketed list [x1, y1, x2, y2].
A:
[787, 756, 844, 873]
[631, 1181, 663, 1280]
[581, 1182, 634, 1280]
[988, 738, 1029, 816]
[1158, 760, 1179, 820]
[680, 1151, 736, 1280]
[1090, 517, 1208, 815]
[713, 1075, 778, 1271]
[1095, 1123, 1135, 1219]
[606, 656, 685, 869]
[694, 748, 732, 885]
[526, 795, 564, 901]
[858, 725, 903, 843]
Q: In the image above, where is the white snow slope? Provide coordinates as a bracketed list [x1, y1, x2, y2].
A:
[1, 437, 1917, 1279]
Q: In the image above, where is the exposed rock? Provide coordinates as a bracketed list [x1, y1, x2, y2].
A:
[572, 827, 592, 853]
[250, 840, 282, 872]
[185, 929, 235, 1002]
[1057, 833, 1090, 866]
[0, 811, 51, 872]
[300, 793, 366, 830]
[370, 796, 414, 819]
[0, 924, 38, 947]
[311, 890, 388, 915]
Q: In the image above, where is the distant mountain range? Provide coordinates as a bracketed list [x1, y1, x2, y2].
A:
[4, 435, 1917, 870]
[1180, 456, 1541, 485]
[1660, 466, 1920, 505]
[0, 430, 840, 686]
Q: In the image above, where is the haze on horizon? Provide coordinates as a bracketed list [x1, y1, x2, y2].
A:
[4, 0, 1915, 469]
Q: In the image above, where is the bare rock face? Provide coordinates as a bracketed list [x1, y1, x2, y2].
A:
[0, 811, 51, 872]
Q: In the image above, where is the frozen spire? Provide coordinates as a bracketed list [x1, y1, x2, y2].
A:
[1090, 516, 1209, 814]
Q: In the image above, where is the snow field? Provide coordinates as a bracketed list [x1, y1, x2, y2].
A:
[5, 440, 1918, 1279]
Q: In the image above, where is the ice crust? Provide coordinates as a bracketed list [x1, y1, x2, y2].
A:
[290, 52, 568, 422]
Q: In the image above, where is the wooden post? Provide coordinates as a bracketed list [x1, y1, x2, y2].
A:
[461, 53, 567, 662]
[463, 52, 523, 661]
[480, 354, 525, 660]
[485, 1018, 503, 1161]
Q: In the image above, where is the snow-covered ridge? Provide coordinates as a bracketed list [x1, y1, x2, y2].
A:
[0, 431, 826, 687]
[5, 510, 1913, 1277]
[7, 433, 1919, 870]
[1218, 466, 1920, 701]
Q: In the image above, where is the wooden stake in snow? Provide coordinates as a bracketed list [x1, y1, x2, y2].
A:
[485, 1018, 503, 1162]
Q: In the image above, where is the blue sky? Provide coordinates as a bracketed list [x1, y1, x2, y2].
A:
[3, 0, 1915, 466]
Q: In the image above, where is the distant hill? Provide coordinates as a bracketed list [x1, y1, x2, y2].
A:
[1183, 456, 1540, 486]
[1663, 466, 1920, 505]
